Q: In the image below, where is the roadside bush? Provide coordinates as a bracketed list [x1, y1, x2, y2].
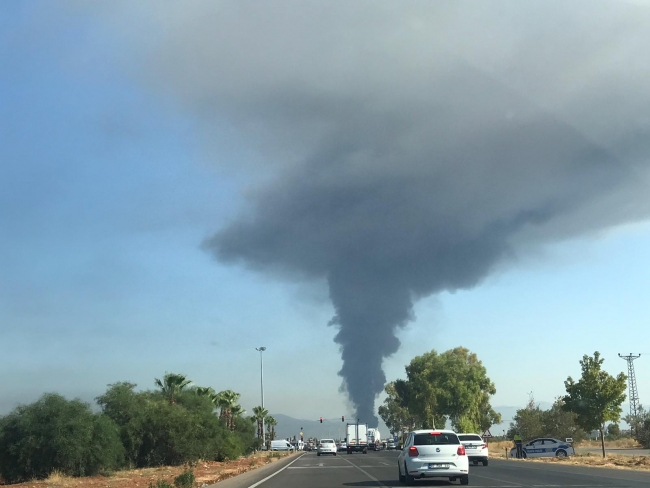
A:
[96, 382, 152, 467]
[634, 417, 650, 448]
[627, 407, 650, 448]
[173, 469, 195, 488]
[0, 394, 124, 483]
[149, 481, 173, 488]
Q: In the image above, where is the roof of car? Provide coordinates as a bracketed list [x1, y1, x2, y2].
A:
[409, 429, 457, 434]
[457, 433, 481, 436]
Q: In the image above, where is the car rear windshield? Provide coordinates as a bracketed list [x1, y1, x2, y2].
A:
[458, 435, 483, 442]
[413, 433, 459, 445]
[321, 439, 334, 443]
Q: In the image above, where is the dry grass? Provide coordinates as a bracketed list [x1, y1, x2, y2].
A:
[486, 440, 512, 458]
[42, 471, 74, 485]
[520, 453, 650, 471]
[2, 451, 295, 488]
[576, 438, 641, 449]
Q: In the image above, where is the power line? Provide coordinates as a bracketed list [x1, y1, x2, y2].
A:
[619, 353, 641, 435]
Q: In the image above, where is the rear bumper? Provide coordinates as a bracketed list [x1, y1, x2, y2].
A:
[468, 455, 488, 461]
[408, 468, 468, 478]
[405, 459, 468, 478]
[347, 445, 368, 452]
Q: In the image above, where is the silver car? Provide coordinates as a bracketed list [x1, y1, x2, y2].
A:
[318, 438, 337, 456]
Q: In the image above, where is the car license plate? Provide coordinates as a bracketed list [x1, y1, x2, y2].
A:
[428, 463, 449, 469]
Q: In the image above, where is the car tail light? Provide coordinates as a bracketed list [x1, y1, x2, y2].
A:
[430, 431, 441, 435]
[457, 445, 466, 456]
[482, 444, 487, 449]
[408, 446, 419, 457]
[318, 444, 322, 448]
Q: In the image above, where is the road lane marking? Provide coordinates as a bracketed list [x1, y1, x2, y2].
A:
[246, 453, 305, 488]
[287, 465, 354, 469]
[379, 461, 390, 466]
[341, 456, 387, 487]
[471, 472, 525, 486]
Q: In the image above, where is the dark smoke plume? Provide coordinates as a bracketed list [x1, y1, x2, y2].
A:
[100, 0, 650, 424]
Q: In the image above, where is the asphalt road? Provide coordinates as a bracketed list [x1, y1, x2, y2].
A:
[211, 449, 650, 488]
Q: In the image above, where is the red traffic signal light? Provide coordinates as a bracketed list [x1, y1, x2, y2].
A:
[319, 417, 323, 423]
[342, 416, 345, 422]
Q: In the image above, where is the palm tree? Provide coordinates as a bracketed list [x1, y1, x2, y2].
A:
[265, 415, 277, 441]
[216, 390, 241, 429]
[195, 386, 215, 397]
[252, 406, 269, 440]
[154, 373, 193, 405]
[230, 405, 246, 430]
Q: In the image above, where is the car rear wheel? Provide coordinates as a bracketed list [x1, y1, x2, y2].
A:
[482, 459, 488, 466]
[460, 474, 469, 485]
[398, 463, 405, 482]
[334, 452, 337, 456]
[556, 449, 567, 458]
[404, 463, 416, 486]
[317, 453, 320, 456]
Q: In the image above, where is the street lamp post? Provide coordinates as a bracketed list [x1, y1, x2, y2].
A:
[256, 347, 266, 448]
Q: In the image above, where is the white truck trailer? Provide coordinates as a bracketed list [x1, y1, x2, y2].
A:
[346, 422, 368, 454]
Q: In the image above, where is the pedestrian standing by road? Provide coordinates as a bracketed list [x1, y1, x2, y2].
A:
[514, 433, 523, 459]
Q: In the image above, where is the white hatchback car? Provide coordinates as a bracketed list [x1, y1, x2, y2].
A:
[397, 430, 469, 485]
[317, 438, 337, 456]
[458, 433, 488, 466]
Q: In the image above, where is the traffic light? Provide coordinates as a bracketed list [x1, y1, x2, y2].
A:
[342, 416, 345, 422]
[319, 417, 323, 423]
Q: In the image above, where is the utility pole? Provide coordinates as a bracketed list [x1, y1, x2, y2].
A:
[256, 347, 266, 447]
[619, 353, 641, 435]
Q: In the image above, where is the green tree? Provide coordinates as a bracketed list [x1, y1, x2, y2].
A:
[154, 373, 193, 405]
[252, 406, 268, 440]
[265, 415, 277, 441]
[507, 398, 545, 440]
[606, 423, 621, 440]
[216, 390, 242, 431]
[195, 387, 216, 398]
[0, 394, 124, 483]
[542, 398, 586, 442]
[96, 382, 150, 466]
[378, 382, 417, 437]
[562, 352, 627, 457]
[626, 406, 650, 448]
[403, 348, 499, 432]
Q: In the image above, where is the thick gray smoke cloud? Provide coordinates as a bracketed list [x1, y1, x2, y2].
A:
[99, 0, 650, 424]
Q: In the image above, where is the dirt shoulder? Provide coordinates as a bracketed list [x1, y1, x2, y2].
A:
[503, 453, 650, 471]
[0, 451, 297, 488]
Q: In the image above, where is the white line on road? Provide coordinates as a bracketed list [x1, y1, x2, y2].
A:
[341, 456, 387, 487]
[379, 461, 390, 466]
[287, 466, 354, 469]
[246, 453, 306, 488]
[471, 472, 525, 486]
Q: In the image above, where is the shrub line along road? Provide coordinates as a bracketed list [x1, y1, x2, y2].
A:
[208, 450, 650, 488]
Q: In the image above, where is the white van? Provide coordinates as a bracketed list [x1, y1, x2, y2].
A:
[271, 440, 294, 451]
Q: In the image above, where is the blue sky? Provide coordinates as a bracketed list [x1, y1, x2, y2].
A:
[1, 2, 649, 426]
